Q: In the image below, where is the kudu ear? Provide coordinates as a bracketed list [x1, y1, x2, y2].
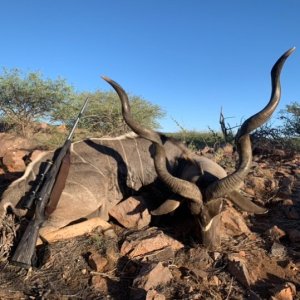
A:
[151, 199, 181, 215]
[227, 190, 268, 214]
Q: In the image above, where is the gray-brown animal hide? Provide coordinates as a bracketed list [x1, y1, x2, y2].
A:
[0, 132, 225, 233]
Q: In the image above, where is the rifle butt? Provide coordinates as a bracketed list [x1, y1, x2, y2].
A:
[11, 220, 42, 268]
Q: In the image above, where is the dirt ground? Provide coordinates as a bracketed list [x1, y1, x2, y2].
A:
[0, 151, 300, 299]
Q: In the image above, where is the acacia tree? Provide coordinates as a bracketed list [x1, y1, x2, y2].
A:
[0, 69, 73, 136]
[279, 102, 300, 137]
[52, 91, 164, 136]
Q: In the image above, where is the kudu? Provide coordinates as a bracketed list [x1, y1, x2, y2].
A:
[0, 48, 294, 250]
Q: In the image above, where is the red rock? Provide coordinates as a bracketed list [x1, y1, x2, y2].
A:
[141, 246, 175, 262]
[105, 245, 119, 266]
[227, 254, 258, 287]
[2, 150, 28, 172]
[220, 207, 251, 238]
[187, 247, 213, 269]
[133, 262, 173, 291]
[282, 199, 294, 206]
[120, 229, 184, 258]
[109, 196, 151, 229]
[91, 275, 108, 292]
[209, 275, 221, 286]
[0, 133, 32, 157]
[88, 252, 108, 272]
[243, 187, 255, 196]
[267, 225, 286, 241]
[271, 282, 296, 300]
[270, 242, 287, 257]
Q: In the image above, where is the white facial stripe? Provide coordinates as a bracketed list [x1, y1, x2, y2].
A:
[134, 138, 144, 184]
[118, 139, 134, 189]
[72, 132, 138, 145]
[202, 218, 214, 232]
[89, 132, 137, 141]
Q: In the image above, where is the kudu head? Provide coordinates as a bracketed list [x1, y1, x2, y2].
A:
[102, 48, 295, 249]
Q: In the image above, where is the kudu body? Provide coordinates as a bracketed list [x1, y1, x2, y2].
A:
[0, 48, 294, 249]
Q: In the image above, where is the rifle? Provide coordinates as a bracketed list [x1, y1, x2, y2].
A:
[11, 98, 90, 268]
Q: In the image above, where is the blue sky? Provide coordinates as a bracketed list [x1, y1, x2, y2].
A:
[0, 0, 299, 132]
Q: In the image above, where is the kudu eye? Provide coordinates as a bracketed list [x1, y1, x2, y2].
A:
[191, 175, 200, 184]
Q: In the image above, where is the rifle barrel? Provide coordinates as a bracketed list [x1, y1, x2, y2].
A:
[67, 97, 89, 140]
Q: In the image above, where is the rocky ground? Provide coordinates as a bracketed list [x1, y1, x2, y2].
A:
[0, 133, 300, 299]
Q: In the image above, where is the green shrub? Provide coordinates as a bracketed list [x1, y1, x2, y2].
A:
[0, 68, 73, 137]
[168, 130, 223, 150]
[51, 91, 165, 137]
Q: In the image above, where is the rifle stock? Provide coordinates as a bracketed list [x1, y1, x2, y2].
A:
[11, 220, 43, 268]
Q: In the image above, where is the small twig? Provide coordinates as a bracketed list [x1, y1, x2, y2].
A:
[168, 264, 179, 268]
[131, 247, 170, 260]
[59, 292, 81, 298]
[90, 269, 118, 280]
[225, 276, 234, 300]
